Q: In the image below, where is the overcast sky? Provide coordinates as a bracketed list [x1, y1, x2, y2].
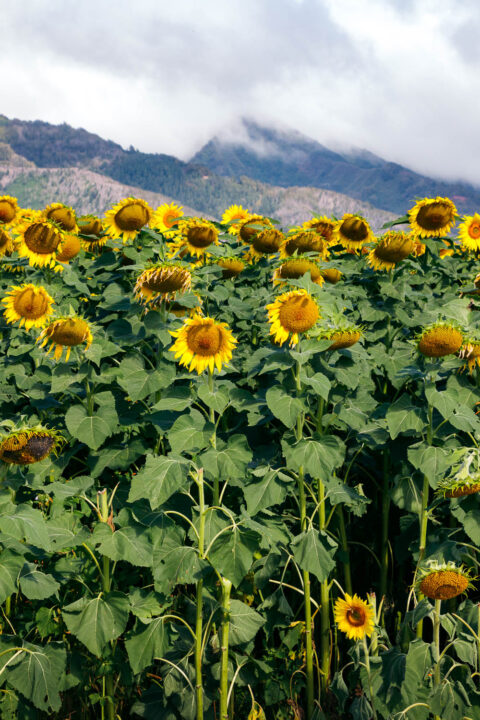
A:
[2, 0, 480, 185]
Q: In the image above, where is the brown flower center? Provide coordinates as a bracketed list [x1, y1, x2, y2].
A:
[24, 224, 61, 254]
[284, 232, 326, 256]
[252, 229, 284, 254]
[340, 217, 369, 243]
[187, 324, 223, 356]
[278, 295, 319, 333]
[0, 433, 56, 465]
[374, 235, 414, 263]
[239, 218, 270, 243]
[308, 221, 334, 242]
[143, 267, 190, 293]
[279, 259, 321, 281]
[321, 268, 342, 283]
[416, 203, 453, 231]
[346, 607, 366, 627]
[0, 200, 16, 223]
[50, 318, 89, 346]
[79, 218, 103, 236]
[13, 288, 49, 319]
[187, 225, 216, 249]
[115, 203, 150, 231]
[46, 207, 76, 231]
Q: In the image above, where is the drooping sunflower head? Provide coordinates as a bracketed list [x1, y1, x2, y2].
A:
[0, 227, 14, 258]
[217, 257, 246, 279]
[459, 340, 480, 374]
[320, 267, 342, 284]
[458, 213, 480, 252]
[302, 216, 336, 245]
[437, 473, 480, 499]
[417, 561, 474, 601]
[15, 219, 63, 268]
[152, 202, 184, 235]
[169, 314, 237, 374]
[37, 315, 93, 361]
[104, 197, 153, 242]
[280, 230, 329, 259]
[134, 263, 192, 305]
[412, 238, 426, 257]
[266, 289, 320, 347]
[221, 205, 251, 236]
[417, 322, 463, 358]
[2, 283, 55, 330]
[273, 258, 324, 287]
[78, 215, 104, 237]
[320, 325, 363, 350]
[56, 233, 82, 262]
[238, 215, 272, 244]
[249, 228, 284, 259]
[408, 197, 457, 238]
[43, 202, 77, 232]
[334, 214, 374, 251]
[0, 195, 20, 227]
[334, 593, 375, 640]
[367, 231, 415, 271]
[0, 425, 63, 465]
[170, 217, 220, 259]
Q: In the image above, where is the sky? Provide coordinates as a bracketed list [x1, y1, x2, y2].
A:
[2, 0, 480, 185]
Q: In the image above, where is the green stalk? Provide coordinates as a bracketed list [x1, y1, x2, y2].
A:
[195, 470, 206, 720]
[219, 577, 232, 720]
[433, 598, 442, 720]
[207, 370, 219, 505]
[379, 450, 390, 610]
[318, 479, 330, 692]
[337, 506, 352, 596]
[362, 635, 378, 720]
[98, 490, 115, 720]
[417, 402, 433, 639]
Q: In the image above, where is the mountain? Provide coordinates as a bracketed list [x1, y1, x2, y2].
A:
[191, 119, 480, 215]
[0, 115, 396, 228]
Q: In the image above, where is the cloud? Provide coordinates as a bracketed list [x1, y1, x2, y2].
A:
[0, 0, 479, 186]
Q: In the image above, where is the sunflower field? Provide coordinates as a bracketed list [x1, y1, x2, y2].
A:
[1, 195, 480, 720]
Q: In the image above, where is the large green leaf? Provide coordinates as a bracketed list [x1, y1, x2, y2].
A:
[407, 443, 449, 488]
[0, 504, 52, 551]
[0, 551, 23, 603]
[244, 469, 291, 515]
[197, 382, 230, 414]
[128, 453, 187, 509]
[265, 386, 304, 428]
[19, 562, 60, 600]
[209, 526, 259, 587]
[118, 355, 174, 401]
[93, 523, 153, 567]
[167, 410, 211, 454]
[200, 434, 252, 480]
[386, 395, 425, 440]
[65, 404, 112, 450]
[291, 528, 337, 582]
[2, 640, 66, 712]
[62, 592, 130, 657]
[125, 617, 170, 674]
[282, 435, 345, 481]
[228, 600, 265, 645]
[153, 545, 207, 593]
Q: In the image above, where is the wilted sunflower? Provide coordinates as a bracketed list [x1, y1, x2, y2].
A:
[15, 219, 63, 268]
[170, 218, 219, 259]
[104, 197, 153, 243]
[78, 215, 104, 237]
[152, 202, 184, 236]
[217, 257, 246, 278]
[408, 197, 456, 238]
[266, 289, 320, 346]
[248, 228, 284, 260]
[321, 326, 363, 350]
[417, 323, 463, 358]
[0, 228, 14, 258]
[368, 231, 415, 271]
[56, 233, 81, 262]
[134, 263, 192, 304]
[320, 267, 342, 284]
[417, 561, 473, 601]
[280, 230, 328, 260]
[238, 215, 272, 244]
[0, 425, 63, 465]
[457, 213, 480, 251]
[273, 258, 324, 286]
[37, 315, 93, 361]
[221, 205, 251, 235]
[437, 474, 480, 498]
[2, 283, 54, 330]
[43, 202, 77, 232]
[459, 341, 480, 373]
[0, 195, 20, 228]
[334, 214, 374, 251]
[334, 594, 375, 640]
[169, 315, 237, 374]
[303, 216, 336, 245]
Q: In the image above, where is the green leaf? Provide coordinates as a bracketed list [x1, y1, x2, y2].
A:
[2, 640, 66, 712]
[197, 382, 230, 414]
[407, 443, 449, 488]
[65, 404, 112, 450]
[291, 528, 337, 581]
[228, 600, 265, 645]
[88, 438, 147, 477]
[0, 551, 23, 603]
[128, 454, 187, 509]
[129, 589, 163, 620]
[94, 524, 153, 567]
[153, 386, 192, 412]
[301, 371, 331, 400]
[282, 435, 345, 481]
[19, 562, 60, 600]
[386, 395, 425, 439]
[209, 526, 259, 587]
[167, 410, 211, 454]
[244, 469, 290, 515]
[200, 434, 252, 480]
[0, 504, 52, 551]
[265, 386, 304, 428]
[118, 355, 174, 402]
[461, 509, 480, 545]
[153, 545, 207, 593]
[62, 592, 130, 657]
[125, 617, 170, 674]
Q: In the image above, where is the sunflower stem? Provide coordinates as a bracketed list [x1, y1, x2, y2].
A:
[98, 489, 115, 720]
[337, 506, 352, 596]
[318, 479, 330, 691]
[195, 469, 206, 720]
[362, 635, 378, 720]
[417, 402, 433, 639]
[219, 576, 232, 720]
[379, 449, 390, 618]
[434, 598, 441, 688]
[207, 370, 219, 504]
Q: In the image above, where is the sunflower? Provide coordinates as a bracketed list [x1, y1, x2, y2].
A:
[217, 257, 246, 278]
[408, 197, 456, 238]
[367, 231, 415, 271]
[417, 561, 473, 601]
[15, 219, 63, 268]
[221, 205, 251, 236]
[417, 323, 463, 358]
[302, 216, 336, 245]
[248, 228, 284, 259]
[152, 202, 184, 236]
[321, 326, 363, 350]
[457, 213, 480, 251]
[134, 263, 192, 304]
[280, 230, 328, 260]
[37, 315, 93, 361]
[334, 594, 375, 640]
[459, 341, 480, 373]
[56, 233, 81, 262]
[0, 195, 20, 228]
[170, 218, 219, 259]
[43, 202, 77, 232]
[412, 239, 426, 257]
[78, 215, 104, 239]
[436, 474, 480, 498]
[320, 267, 342, 284]
[103, 197, 153, 243]
[169, 315, 237, 374]
[0, 425, 63, 465]
[266, 289, 320, 346]
[2, 283, 54, 330]
[0, 228, 14, 258]
[334, 214, 374, 251]
[238, 215, 272, 244]
[273, 258, 324, 286]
